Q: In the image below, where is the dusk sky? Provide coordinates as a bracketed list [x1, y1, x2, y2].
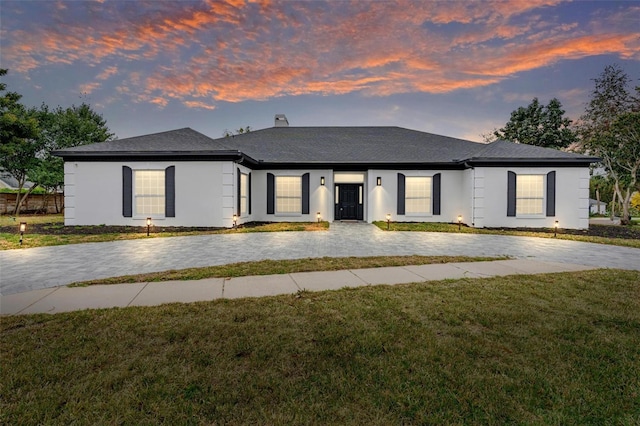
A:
[2, 0, 639, 142]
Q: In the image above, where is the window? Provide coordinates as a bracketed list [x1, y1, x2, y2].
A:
[134, 170, 165, 216]
[240, 173, 248, 215]
[276, 176, 301, 213]
[405, 176, 432, 214]
[516, 175, 544, 215]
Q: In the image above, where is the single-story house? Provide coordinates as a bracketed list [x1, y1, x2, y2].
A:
[589, 198, 607, 215]
[53, 115, 599, 229]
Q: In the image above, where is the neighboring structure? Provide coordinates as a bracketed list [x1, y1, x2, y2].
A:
[54, 115, 599, 229]
[589, 198, 607, 215]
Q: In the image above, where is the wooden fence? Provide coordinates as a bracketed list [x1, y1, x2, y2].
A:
[0, 193, 64, 214]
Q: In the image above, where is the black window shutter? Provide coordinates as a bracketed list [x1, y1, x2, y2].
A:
[237, 168, 241, 216]
[123, 166, 132, 217]
[165, 166, 175, 217]
[397, 173, 406, 215]
[302, 173, 310, 214]
[267, 173, 275, 214]
[546, 171, 556, 217]
[507, 171, 516, 217]
[433, 173, 441, 215]
[248, 172, 252, 215]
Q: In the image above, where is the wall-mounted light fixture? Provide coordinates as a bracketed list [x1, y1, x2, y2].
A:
[19, 222, 27, 245]
[146, 217, 152, 236]
[386, 213, 391, 230]
[317, 211, 321, 223]
[377, 177, 382, 186]
[233, 214, 238, 229]
[554, 220, 559, 237]
[320, 176, 325, 186]
[457, 215, 463, 231]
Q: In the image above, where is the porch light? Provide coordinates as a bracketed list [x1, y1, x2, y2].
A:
[19, 222, 26, 245]
[377, 177, 382, 186]
[233, 214, 238, 229]
[457, 215, 462, 231]
[146, 217, 152, 236]
[554, 220, 559, 237]
[386, 213, 391, 230]
[320, 176, 325, 186]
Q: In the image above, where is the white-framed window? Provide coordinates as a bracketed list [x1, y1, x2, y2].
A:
[516, 174, 544, 215]
[240, 173, 248, 216]
[405, 176, 432, 214]
[134, 170, 165, 216]
[276, 176, 301, 213]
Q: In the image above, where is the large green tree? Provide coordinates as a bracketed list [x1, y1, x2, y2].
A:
[493, 97, 577, 149]
[30, 103, 115, 211]
[0, 69, 42, 215]
[578, 64, 640, 225]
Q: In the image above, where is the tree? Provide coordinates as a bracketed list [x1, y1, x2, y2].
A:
[223, 126, 252, 138]
[578, 64, 640, 225]
[30, 103, 115, 212]
[494, 97, 577, 149]
[0, 69, 42, 215]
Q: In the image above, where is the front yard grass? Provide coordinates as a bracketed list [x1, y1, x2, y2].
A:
[373, 221, 640, 249]
[70, 255, 506, 286]
[2, 269, 639, 424]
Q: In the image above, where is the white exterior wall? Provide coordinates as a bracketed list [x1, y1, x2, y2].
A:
[64, 160, 234, 227]
[251, 169, 334, 223]
[475, 166, 589, 229]
[367, 170, 468, 223]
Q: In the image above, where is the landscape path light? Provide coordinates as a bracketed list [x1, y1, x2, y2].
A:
[386, 213, 391, 230]
[554, 220, 559, 237]
[317, 212, 321, 223]
[19, 222, 27, 245]
[457, 215, 463, 231]
[233, 214, 238, 229]
[146, 217, 152, 236]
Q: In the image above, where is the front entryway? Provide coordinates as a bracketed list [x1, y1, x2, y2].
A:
[335, 184, 363, 220]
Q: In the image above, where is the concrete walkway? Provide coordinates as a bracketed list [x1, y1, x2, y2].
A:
[1, 259, 597, 315]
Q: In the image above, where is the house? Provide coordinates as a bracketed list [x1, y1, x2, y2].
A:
[589, 198, 607, 215]
[53, 115, 598, 229]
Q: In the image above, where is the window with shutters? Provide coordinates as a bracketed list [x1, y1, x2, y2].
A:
[134, 170, 165, 216]
[405, 176, 432, 214]
[516, 175, 544, 215]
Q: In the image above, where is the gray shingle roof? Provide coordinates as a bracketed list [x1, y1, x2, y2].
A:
[54, 126, 598, 166]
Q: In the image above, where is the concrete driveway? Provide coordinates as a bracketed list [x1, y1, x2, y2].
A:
[2, 222, 639, 296]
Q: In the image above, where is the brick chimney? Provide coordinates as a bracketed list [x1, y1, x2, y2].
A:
[274, 114, 289, 127]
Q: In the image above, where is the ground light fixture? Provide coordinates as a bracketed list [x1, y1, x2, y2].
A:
[19, 222, 27, 245]
[146, 217, 152, 236]
[554, 220, 559, 237]
[457, 214, 463, 230]
[233, 214, 238, 229]
[386, 213, 391, 230]
[317, 211, 321, 223]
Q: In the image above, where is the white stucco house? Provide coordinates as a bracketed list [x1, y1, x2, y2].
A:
[53, 115, 598, 229]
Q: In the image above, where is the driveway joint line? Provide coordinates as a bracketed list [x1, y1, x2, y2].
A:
[127, 282, 150, 307]
[15, 287, 60, 315]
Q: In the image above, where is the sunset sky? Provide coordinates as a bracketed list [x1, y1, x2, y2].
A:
[2, 0, 639, 142]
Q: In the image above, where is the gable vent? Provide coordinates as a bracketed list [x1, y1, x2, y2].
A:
[275, 114, 289, 127]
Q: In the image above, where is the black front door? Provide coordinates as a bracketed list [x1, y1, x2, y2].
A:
[335, 184, 363, 220]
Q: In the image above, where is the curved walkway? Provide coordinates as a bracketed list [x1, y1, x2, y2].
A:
[1, 222, 639, 296]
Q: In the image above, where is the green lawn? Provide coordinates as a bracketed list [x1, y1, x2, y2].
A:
[2, 269, 639, 424]
[373, 221, 640, 249]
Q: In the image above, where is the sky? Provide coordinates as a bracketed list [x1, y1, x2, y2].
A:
[1, 0, 639, 142]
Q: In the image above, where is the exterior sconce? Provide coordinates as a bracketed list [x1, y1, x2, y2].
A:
[317, 211, 321, 223]
[233, 214, 238, 229]
[457, 215, 462, 231]
[554, 220, 559, 237]
[377, 177, 382, 186]
[320, 176, 325, 186]
[386, 213, 391, 230]
[19, 222, 26, 245]
[146, 217, 152, 236]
